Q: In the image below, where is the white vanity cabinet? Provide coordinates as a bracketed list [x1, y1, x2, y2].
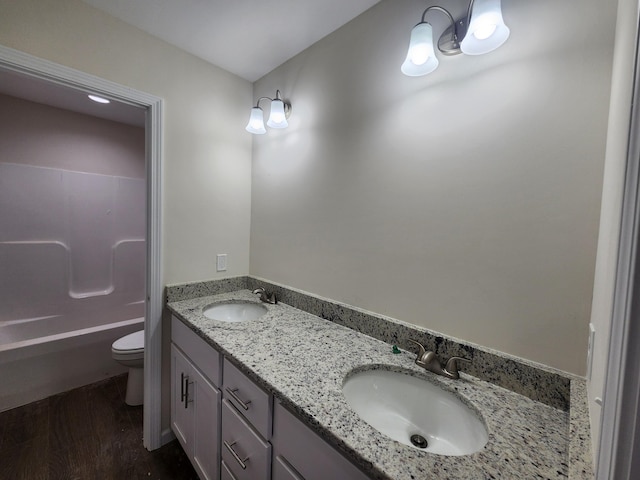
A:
[171, 316, 222, 480]
[272, 402, 370, 480]
[170, 315, 371, 480]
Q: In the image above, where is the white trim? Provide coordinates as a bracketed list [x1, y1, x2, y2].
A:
[144, 89, 164, 451]
[0, 45, 164, 451]
[161, 427, 177, 446]
[597, 18, 640, 479]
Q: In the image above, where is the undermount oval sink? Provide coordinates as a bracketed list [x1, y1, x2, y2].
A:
[202, 302, 267, 323]
[342, 369, 488, 456]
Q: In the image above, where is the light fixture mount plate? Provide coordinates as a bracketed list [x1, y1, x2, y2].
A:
[438, 19, 467, 56]
[283, 101, 292, 119]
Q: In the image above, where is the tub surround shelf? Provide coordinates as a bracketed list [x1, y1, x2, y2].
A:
[168, 289, 589, 480]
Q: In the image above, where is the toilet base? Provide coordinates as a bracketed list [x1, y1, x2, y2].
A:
[125, 367, 144, 406]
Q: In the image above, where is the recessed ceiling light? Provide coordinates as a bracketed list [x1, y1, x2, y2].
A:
[88, 94, 110, 104]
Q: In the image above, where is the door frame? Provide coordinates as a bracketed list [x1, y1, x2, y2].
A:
[0, 45, 164, 450]
[597, 9, 640, 478]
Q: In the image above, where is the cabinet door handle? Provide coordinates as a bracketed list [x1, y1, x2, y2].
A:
[183, 375, 193, 409]
[224, 440, 248, 470]
[225, 387, 251, 411]
[180, 372, 186, 404]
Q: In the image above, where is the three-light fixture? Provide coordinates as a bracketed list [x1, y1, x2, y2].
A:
[401, 0, 510, 76]
[245, 90, 292, 134]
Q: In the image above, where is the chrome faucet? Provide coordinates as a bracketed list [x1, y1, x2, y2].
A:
[253, 287, 277, 304]
[408, 339, 470, 380]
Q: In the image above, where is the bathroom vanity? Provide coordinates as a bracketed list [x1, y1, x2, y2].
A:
[171, 315, 369, 480]
[168, 287, 592, 480]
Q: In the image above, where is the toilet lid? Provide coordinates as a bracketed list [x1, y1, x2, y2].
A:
[112, 330, 144, 353]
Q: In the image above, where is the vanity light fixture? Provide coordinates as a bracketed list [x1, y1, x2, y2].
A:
[245, 90, 292, 134]
[88, 94, 110, 104]
[401, 0, 510, 77]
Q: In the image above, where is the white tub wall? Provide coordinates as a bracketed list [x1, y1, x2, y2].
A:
[0, 94, 147, 410]
[0, 95, 146, 326]
[0, 318, 143, 412]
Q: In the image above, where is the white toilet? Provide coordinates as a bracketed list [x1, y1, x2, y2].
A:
[111, 330, 145, 406]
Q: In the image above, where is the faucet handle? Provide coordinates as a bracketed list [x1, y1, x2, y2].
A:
[444, 356, 471, 379]
[407, 339, 427, 359]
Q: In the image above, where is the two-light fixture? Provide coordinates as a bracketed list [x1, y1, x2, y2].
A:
[245, 90, 292, 135]
[245, 0, 510, 132]
[401, 0, 510, 76]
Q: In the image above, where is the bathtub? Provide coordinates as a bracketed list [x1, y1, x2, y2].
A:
[0, 309, 144, 412]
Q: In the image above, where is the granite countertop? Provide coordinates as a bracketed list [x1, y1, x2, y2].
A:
[168, 289, 571, 480]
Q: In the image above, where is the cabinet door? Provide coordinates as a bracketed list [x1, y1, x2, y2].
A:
[171, 344, 194, 455]
[192, 365, 221, 480]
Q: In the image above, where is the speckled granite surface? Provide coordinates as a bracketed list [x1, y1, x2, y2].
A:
[166, 276, 248, 303]
[168, 276, 573, 409]
[245, 277, 576, 410]
[569, 379, 595, 479]
[168, 290, 587, 480]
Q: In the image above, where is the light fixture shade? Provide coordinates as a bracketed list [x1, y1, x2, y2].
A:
[401, 22, 439, 77]
[267, 99, 288, 128]
[88, 94, 110, 104]
[460, 0, 510, 55]
[246, 107, 266, 134]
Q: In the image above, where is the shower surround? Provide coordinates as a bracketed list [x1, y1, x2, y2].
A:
[0, 162, 146, 411]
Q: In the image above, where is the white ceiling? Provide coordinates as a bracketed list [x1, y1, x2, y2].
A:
[0, 69, 146, 127]
[81, 0, 381, 82]
[0, 1, 381, 128]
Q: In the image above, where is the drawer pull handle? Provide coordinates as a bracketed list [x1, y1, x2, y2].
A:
[226, 387, 251, 410]
[224, 440, 248, 470]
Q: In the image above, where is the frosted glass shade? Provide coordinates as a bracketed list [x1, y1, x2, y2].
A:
[267, 99, 288, 128]
[401, 22, 439, 77]
[88, 94, 110, 104]
[246, 107, 266, 134]
[460, 0, 510, 55]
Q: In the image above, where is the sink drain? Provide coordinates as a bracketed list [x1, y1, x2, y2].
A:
[410, 434, 428, 449]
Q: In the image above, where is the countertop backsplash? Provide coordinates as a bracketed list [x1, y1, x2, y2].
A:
[167, 275, 574, 409]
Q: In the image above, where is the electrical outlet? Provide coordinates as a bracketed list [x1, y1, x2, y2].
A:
[216, 254, 227, 272]
[587, 323, 595, 380]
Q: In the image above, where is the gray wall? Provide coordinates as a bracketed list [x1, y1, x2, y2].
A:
[250, 0, 617, 375]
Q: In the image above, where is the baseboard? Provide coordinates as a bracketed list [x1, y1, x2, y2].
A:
[160, 427, 176, 447]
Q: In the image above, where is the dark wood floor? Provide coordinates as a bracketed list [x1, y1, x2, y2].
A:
[0, 374, 199, 480]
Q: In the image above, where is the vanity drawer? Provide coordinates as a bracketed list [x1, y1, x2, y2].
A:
[273, 455, 304, 480]
[223, 358, 272, 439]
[172, 316, 222, 386]
[221, 399, 271, 480]
[272, 402, 369, 480]
[221, 460, 237, 480]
